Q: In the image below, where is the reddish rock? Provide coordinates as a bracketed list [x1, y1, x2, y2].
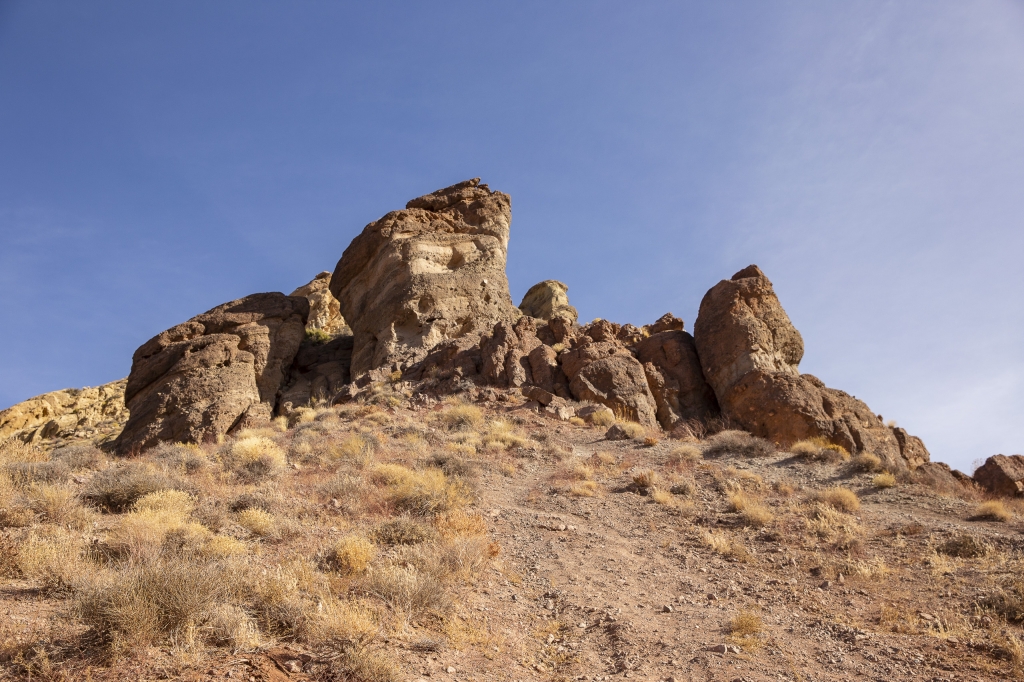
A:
[973, 455, 1024, 496]
[635, 330, 719, 430]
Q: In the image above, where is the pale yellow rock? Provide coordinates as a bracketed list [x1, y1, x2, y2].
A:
[290, 271, 349, 335]
[0, 378, 128, 443]
[519, 280, 578, 325]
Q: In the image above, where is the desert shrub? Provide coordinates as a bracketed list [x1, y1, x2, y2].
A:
[227, 436, 287, 481]
[850, 453, 883, 472]
[323, 648, 399, 682]
[433, 510, 487, 540]
[206, 602, 261, 648]
[667, 444, 702, 468]
[434, 403, 483, 431]
[3, 460, 70, 486]
[16, 530, 87, 593]
[972, 500, 1012, 522]
[327, 536, 376, 575]
[669, 478, 695, 496]
[699, 530, 747, 560]
[229, 492, 273, 513]
[372, 517, 436, 546]
[983, 578, 1024, 623]
[872, 472, 897, 489]
[570, 481, 600, 497]
[631, 470, 660, 490]
[332, 434, 376, 461]
[305, 600, 379, 649]
[151, 442, 207, 475]
[937, 533, 989, 558]
[481, 420, 527, 450]
[730, 609, 763, 636]
[374, 465, 471, 516]
[200, 535, 248, 559]
[237, 508, 278, 538]
[82, 463, 179, 513]
[431, 453, 479, 479]
[811, 487, 860, 512]
[52, 444, 104, 470]
[76, 558, 228, 653]
[106, 491, 210, 562]
[611, 421, 646, 440]
[805, 504, 862, 549]
[587, 409, 615, 428]
[702, 430, 775, 459]
[365, 564, 450, 616]
[790, 437, 849, 462]
[24, 483, 93, 527]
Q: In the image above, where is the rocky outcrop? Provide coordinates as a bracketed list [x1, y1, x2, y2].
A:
[973, 455, 1024, 496]
[330, 178, 520, 378]
[891, 427, 930, 469]
[694, 265, 923, 470]
[277, 334, 353, 412]
[635, 320, 719, 430]
[558, 321, 659, 428]
[519, 280, 578, 325]
[0, 379, 128, 444]
[291, 272, 349, 335]
[113, 293, 308, 453]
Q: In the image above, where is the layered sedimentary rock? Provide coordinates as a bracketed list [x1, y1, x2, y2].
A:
[330, 178, 520, 378]
[0, 379, 128, 444]
[113, 293, 308, 453]
[694, 265, 924, 470]
[519, 280, 578, 325]
[291, 271, 349, 335]
[277, 334, 354, 411]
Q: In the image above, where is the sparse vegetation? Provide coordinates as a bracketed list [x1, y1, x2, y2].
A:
[872, 471, 897, 488]
[327, 535, 376, 575]
[972, 500, 1011, 522]
[812, 487, 860, 512]
[851, 452, 882, 472]
[790, 437, 849, 462]
[702, 430, 775, 458]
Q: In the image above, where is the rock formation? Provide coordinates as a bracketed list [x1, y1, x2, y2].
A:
[973, 455, 1024, 496]
[0, 379, 128, 444]
[519, 280, 578, 325]
[113, 293, 308, 453]
[329, 178, 520, 378]
[693, 265, 925, 470]
[291, 271, 349, 335]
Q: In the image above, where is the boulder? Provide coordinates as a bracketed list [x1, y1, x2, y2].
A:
[290, 271, 349, 335]
[973, 455, 1024, 497]
[519, 280, 578, 325]
[913, 462, 974, 494]
[694, 265, 923, 470]
[559, 324, 658, 428]
[277, 334, 354, 412]
[329, 178, 520, 378]
[635, 328, 719, 430]
[480, 317, 543, 388]
[114, 293, 308, 453]
[0, 379, 128, 444]
[891, 427, 930, 469]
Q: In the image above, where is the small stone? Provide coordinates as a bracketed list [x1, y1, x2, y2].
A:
[920, 613, 934, 621]
[545, 599, 555, 610]
[547, 634, 555, 644]
[331, 498, 341, 508]
[558, 524, 567, 531]
[283, 660, 302, 673]
[446, 666, 456, 674]
[820, 580, 832, 589]
[663, 605, 673, 613]
[837, 573, 845, 585]
[578, 621, 588, 628]
[708, 644, 728, 653]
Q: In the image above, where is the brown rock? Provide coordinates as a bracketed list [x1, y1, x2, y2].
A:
[290, 271, 348, 335]
[694, 265, 922, 469]
[559, 330, 658, 428]
[114, 293, 308, 453]
[329, 179, 520, 377]
[0, 379, 128, 444]
[636, 329, 719, 430]
[913, 462, 973, 495]
[277, 334, 354, 411]
[891, 427, 930, 468]
[973, 455, 1024, 496]
[519, 280, 578, 325]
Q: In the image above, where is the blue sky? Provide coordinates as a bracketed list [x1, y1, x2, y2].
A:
[1, 1, 1021, 471]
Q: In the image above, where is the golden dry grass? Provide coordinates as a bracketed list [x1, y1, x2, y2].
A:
[873, 472, 897, 488]
[327, 535, 376, 575]
[812, 487, 860, 512]
[973, 500, 1011, 522]
[851, 452, 883, 472]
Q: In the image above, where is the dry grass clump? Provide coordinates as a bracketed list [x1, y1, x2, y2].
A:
[106, 490, 210, 561]
[730, 609, 763, 636]
[237, 507, 278, 538]
[570, 480, 600, 497]
[667, 444, 702, 468]
[728, 492, 774, 528]
[699, 530, 747, 560]
[364, 564, 450, 616]
[434, 403, 483, 431]
[789, 437, 849, 462]
[805, 504, 862, 549]
[327, 535, 376, 575]
[872, 472, 897, 489]
[206, 602, 261, 648]
[587, 409, 615, 427]
[481, 419, 528, 451]
[227, 436, 287, 480]
[611, 421, 646, 440]
[702, 430, 775, 458]
[811, 487, 860, 512]
[372, 517, 436, 546]
[16, 530, 88, 593]
[631, 469, 660, 491]
[983, 577, 1024, 623]
[373, 464, 471, 516]
[82, 463, 180, 513]
[850, 452, 883, 472]
[23, 482, 94, 527]
[432, 509, 487, 540]
[971, 500, 1012, 522]
[937, 533, 989, 558]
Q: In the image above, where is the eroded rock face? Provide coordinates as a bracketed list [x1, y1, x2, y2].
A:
[0, 379, 128, 444]
[559, 322, 659, 428]
[519, 280, 578, 325]
[330, 178, 520, 378]
[291, 272, 348, 335]
[694, 265, 923, 469]
[636, 330, 719, 430]
[114, 293, 308, 453]
[974, 455, 1024, 496]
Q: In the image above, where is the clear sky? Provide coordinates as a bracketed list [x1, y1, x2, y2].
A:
[1, 1, 1021, 471]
